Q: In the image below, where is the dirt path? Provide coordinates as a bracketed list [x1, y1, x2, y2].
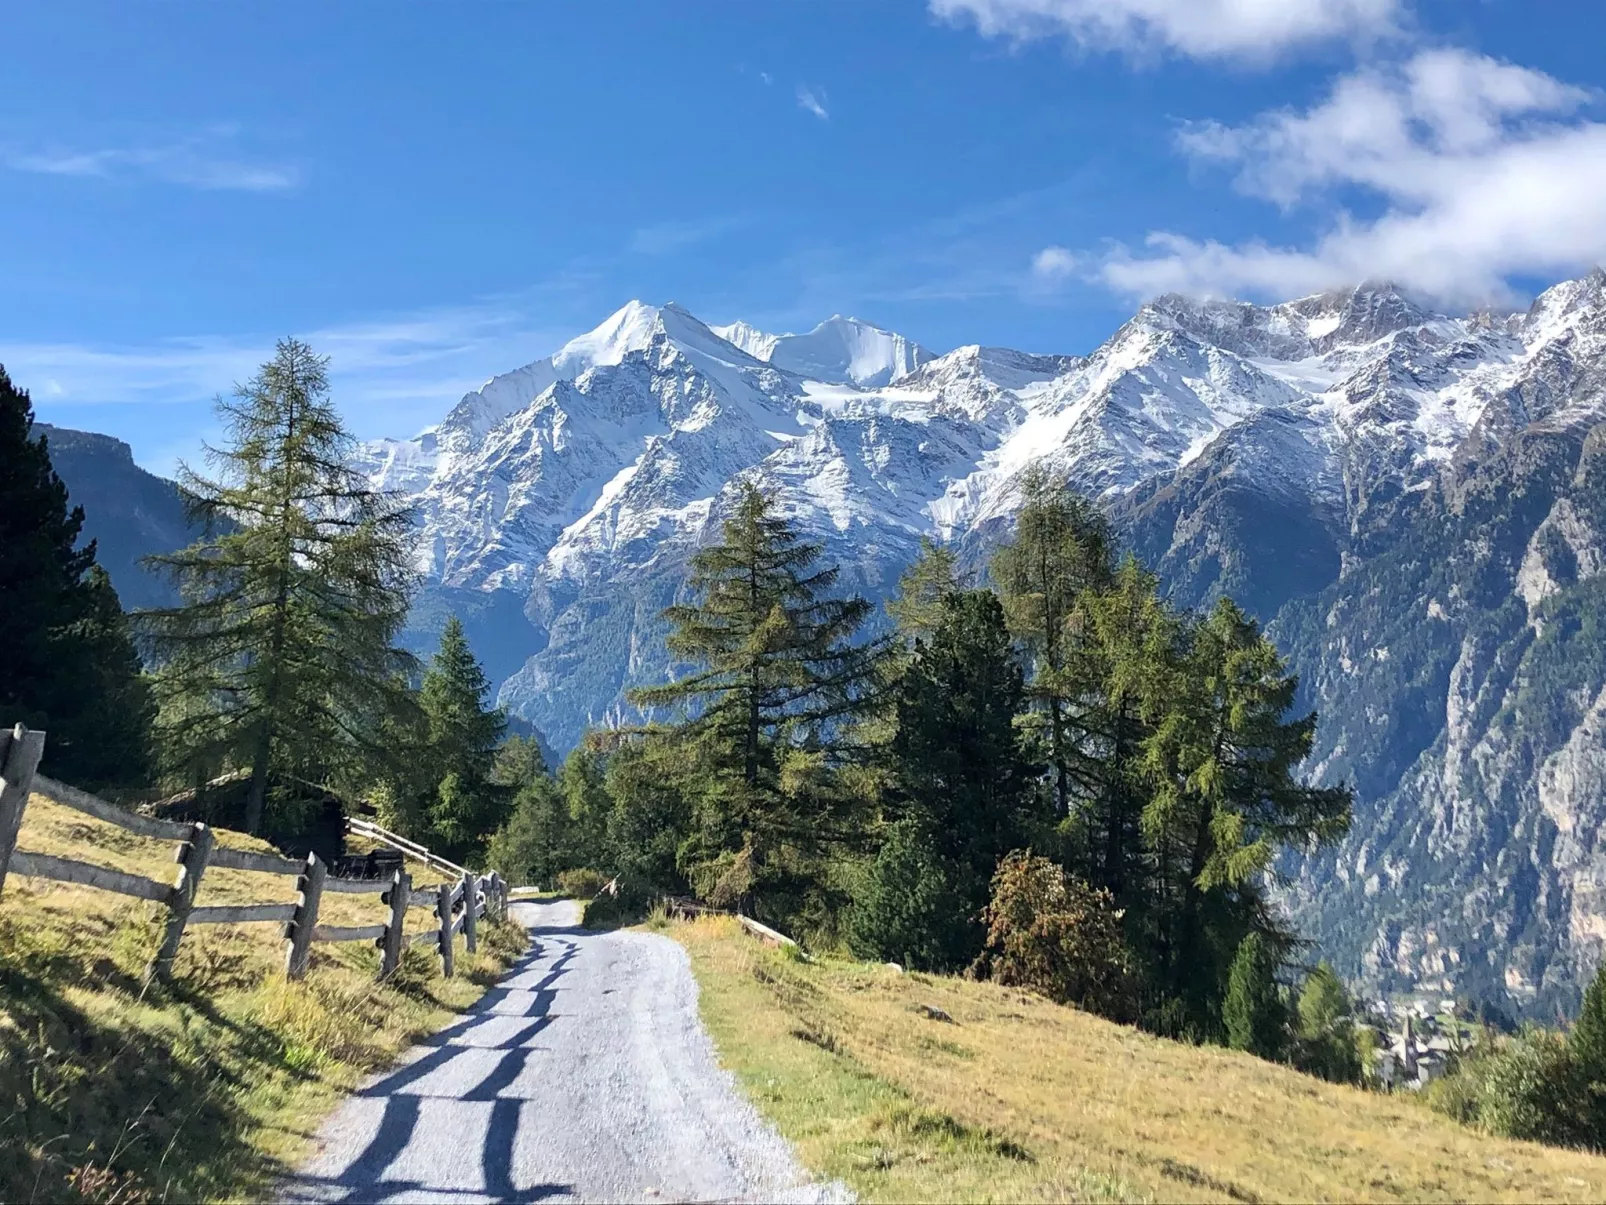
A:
[281, 899, 844, 1204]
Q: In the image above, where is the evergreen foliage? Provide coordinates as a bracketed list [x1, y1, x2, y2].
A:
[418, 617, 509, 863]
[0, 366, 152, 786]
[877, 589, 1043, 967]
[1292, 962, 1363, 1084]
[1570, 961, 1606, 1134]
[1223, 931, 1287, 1059]
[848, 819, 965, 971]
[630, 481, 884, 919]
[885, 537, 963, 642]
[990, 465, 1113, 818]
[140, 340, 418, 833]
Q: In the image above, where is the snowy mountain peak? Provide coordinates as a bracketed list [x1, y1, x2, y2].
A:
[713, 314, 934, 387]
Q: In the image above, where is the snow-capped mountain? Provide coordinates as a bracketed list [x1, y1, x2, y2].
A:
[353, 270, 1606, 1013]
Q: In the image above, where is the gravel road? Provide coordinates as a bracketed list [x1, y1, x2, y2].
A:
[282, 899, 846, 1204]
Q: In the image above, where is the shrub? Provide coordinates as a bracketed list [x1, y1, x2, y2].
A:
[1474, 1030, 1592, 1147]
[1571, 960, 1606, 1136]
[1292, 962, 1363, 1083]
[556, 867, 608, 899]
[1427, 1028, 1595, 1149]
[970, 850, 1135, 1021]
[848, 821, 970, 971]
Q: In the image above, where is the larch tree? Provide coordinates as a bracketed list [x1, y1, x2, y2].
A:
[631, 481, 883, 914]
[141, 339, 418, 834]
[991, 464, 1113, 817]
[1143, 598, 1352, 1011]
[0, 366, 152, 786]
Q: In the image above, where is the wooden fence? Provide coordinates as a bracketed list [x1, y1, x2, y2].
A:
[0, 723, 508, 985]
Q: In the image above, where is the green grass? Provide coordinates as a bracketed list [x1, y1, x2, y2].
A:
[0, 791, 525, 1204]
[672, 915, 1606, 1203]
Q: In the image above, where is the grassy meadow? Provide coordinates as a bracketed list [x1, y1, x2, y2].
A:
[0, 791, 525, 1204]
[672, 914, 1606, 1204]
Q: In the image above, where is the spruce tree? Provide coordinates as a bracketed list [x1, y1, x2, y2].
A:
[141, 339, 418, 833]
[882, 589, 1042, 964]
[991, 465, 1112, 817]
[631, 481, 882, 913]
[1571, 960, 1606, 1139]
[1224, 931, 1286, 1059]
[0, 366, 152, 785]
[420, 617, 508, 861]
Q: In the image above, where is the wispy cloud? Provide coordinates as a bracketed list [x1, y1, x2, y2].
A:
[929, 0, 1403, 65]
[1, 126, 300, 192]
[796, 86, 830, 121]
[628, 218, 740, 256]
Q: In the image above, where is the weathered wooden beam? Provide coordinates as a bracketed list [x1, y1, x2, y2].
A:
[148, 822, 215, 983]
[0, 725, 46, 897]
[379, 869, 410, 980]
[409, 928, 439, 946]
[437, 880, 455, 978]
[284, 853, 327, 980]
[210, 846, 304, 875]
[738, 914, 798, 949]
[32, 774, 192, 842]
[322, 875, 389, 895]
[188, 902, 299, 925]
[406, 888, 438, 909]
[8, 850, 172, 902]
[311, 922, 388, 943]
[461, 872, 478, 955]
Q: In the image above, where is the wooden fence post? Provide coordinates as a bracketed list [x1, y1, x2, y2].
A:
[147, 822, 215, 983]
[436, 880, 455, 978]
[461, 871, 478, 955]
[378, 868, 409, 980]
[284, 852, 327, 980]
[0, 724, 46, 898]
[492, 873, 506, 923]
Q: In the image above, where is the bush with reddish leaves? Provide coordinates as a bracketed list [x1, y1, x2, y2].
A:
[970, 850, 1136, 1023]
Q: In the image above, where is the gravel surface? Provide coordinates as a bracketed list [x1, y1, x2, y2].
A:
[282, 900, 848, 1204]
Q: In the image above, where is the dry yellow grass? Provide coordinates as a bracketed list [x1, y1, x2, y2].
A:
[673, 914, 1606, 1204]
[0, 790, 524, 1204]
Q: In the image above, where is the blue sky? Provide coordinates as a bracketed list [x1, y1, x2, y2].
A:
[5, 0, 1605, 472]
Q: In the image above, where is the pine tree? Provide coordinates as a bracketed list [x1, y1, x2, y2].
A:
[420, 617, 508, 862]
[991, 465, 1112, 817]
[1224, 931, 1286, 1059]
[0, 366, 152, 785]
[141, 340, 418, 833]
[883, 589, 1042, 964]
[630, 481, 883, 914]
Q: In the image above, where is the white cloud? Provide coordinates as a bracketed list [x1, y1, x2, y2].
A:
[930, 0, 1402, 63]
[1093, 49, 1606, 305]
[1, 128, 299, 192]
[1032, 246, 1079, 279]
[797, 86, 830, 121]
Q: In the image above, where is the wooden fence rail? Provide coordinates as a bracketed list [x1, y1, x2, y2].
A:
[0, 724, 509, 986]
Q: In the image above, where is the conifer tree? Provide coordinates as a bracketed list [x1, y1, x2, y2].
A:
[142, 340, 418, 833]
[882, 589, 1042, 964]
[1571, 960, 1606, 1137]
[886, 538, 962, 643]
[991, 465, 1112, 816]
[1144, 599, 1352, 1003]
[631, 481, 883, 913]
[420, 617, 508, 861]
[0, 367, 152, 785]
[1224, 930, 1286, 1059]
